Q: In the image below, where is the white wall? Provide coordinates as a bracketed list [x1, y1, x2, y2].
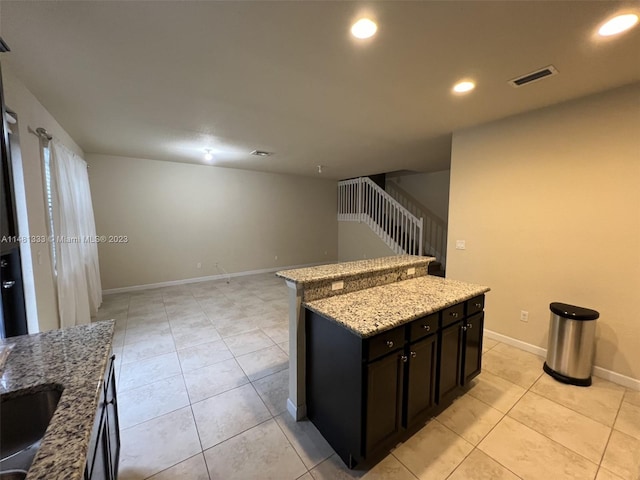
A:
[338, 221, 395, 262]
[448, 83, 640, 380]
[3, 65, 84, 332]
[87, 154, 338, 290]
[387, 170, 450, 221]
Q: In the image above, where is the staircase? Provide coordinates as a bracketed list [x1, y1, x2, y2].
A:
[337, 177, 447, 276]
[386, 181, 447, 272]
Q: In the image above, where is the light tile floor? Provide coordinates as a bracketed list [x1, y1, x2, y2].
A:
[95, 273, 640, 480]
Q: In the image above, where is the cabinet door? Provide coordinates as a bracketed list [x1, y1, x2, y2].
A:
[405, 334, 437, 428]
[88, 417, 110, 480]
[365, 352, 404, 456]
[105, 356, 120, 479]
[463, 313, 484, 385]
[437, 321, 463, 405]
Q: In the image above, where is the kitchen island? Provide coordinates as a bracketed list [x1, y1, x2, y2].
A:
[0, 320, 117, 480]
[305, 275, 490, 468]
[276, 255, 434, 419]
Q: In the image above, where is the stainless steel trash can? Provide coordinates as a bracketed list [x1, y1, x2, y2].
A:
[543, 302, 599, 387]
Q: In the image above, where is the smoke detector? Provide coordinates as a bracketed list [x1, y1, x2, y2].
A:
[508, 65, 558, 88]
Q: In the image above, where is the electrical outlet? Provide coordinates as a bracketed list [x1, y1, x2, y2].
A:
[407, 267, 416, 275]
[332, 281, 344, 291]
[196, 262, 202, 269]
[456, 240, 466, 250]
[275, 255, 278, 260]
[520, 310, 529, 322]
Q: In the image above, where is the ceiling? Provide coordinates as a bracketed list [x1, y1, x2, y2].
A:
[1, 1, 639, 180]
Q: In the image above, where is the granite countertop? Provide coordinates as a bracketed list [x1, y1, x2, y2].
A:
[305, 276, 490, 337]
[0, 320, 115, 480]
[276, 255, 434, 284]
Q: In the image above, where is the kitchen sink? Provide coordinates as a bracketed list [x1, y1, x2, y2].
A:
[0, 470, 27, 480]
[0, 387, 63, 474]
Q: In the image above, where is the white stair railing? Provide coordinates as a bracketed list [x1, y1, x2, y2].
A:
[338, 177, 423, 256]
[386, 181, 447, 268]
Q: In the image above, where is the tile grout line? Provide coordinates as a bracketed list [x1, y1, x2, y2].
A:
[594, 386, 627, 478]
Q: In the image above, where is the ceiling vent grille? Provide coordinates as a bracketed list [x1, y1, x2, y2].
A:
[509, 65, 558, 87]
[251, 150, 274, 157]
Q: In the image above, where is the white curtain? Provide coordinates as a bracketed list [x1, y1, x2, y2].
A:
[50, 141, 102, 327]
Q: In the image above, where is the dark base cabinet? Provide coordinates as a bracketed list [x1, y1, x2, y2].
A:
[85, 354, 120, 480]
[306, 294, 485, 469]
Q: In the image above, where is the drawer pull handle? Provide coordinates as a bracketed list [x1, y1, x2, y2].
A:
[422, 325, 431, 331]
[386, 340, 394, 348]
[410, 351, 417, 358]
[450, 312, 459, 318]
[475, 303, 482, 308]
[400, 355, 408, 363]
[2, 281, 15, 289]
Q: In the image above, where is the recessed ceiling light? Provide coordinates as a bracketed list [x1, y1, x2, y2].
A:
[598, 13, 639, 37]
[452, 80, 476, 94]
[351, 18, 377, 39]
[204, 149, 213, 161]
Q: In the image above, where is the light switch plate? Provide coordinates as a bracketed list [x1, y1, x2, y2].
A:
[456, 240, 466, 250]
[331, 281, 344, 291]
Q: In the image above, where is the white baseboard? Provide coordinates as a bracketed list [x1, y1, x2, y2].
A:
[102, 261, 329, 295]
[484, 329, 547, 358]
[287, 397, 306, 421]
[484, 329, 640, 391]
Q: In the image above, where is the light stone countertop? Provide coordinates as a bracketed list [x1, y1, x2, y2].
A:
[276, 255, 433, 284]
[0, 320, 115, 480]
[305, 276, 490, 338]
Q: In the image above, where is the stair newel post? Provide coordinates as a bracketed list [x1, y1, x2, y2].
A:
[418, 217, 424, 256]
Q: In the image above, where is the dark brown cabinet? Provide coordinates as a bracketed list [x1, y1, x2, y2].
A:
[365, 351, 404, 455]
[437, 320, 464, 405]
[404, 334, 437, 428]
[437, 296, 485, 405]
[463, 312, 484, 384]
[306, 294, 485, 469]
[85, 354, 120, 480]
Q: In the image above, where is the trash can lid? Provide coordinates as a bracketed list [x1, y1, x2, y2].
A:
[550, 302, 599, 321]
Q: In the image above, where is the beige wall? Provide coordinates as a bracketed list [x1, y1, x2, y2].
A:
[387, 170, 450, 221]
[448, 83, 640, 380]
[87, 154, 338, 290]
[338, 221, 395, 262]
[3, 65, 84, 332]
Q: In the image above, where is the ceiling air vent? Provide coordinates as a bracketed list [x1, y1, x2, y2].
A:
[508, 65, 558, 88]
[251, 150, 274, 157]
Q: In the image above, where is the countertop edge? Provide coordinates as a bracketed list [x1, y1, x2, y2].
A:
[276, 255, 434, 284]
[304, 277, 490, 338]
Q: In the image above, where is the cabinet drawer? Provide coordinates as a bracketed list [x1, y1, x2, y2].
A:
[466, 295, 485, 316]
[442, 303, 465, 328]
[409, 313, 439, 342]
[366, 327, 405, 361]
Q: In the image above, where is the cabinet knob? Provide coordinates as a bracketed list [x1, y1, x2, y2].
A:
[410, 351, 417, 358]
[462, 325, 467, 332]
[421, 325, 430, 331]
[467, 323, 473, 329]
[475, 303, 482, 308]
[450, 312, 459, 318]
[386, 340, 394, 348]
[400, 355, 408, 363]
